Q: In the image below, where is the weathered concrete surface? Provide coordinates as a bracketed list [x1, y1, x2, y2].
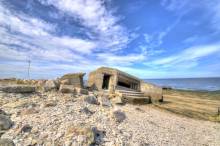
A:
[60, 73, 85, 88]
[59, 85, 76, 94]
[121, 96, 151, 104]
[44, 80, 59, 92]
[88, 67, 141, 92]
[0, 85, 35, 93]
[140, 82, 163, 102]
[59, 85, 88, 95]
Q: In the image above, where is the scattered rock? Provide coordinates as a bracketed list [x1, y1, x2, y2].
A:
[98, 95, 112, 107]
[92, 127, 105, 144]
[0, 138, 15, 146]
[0, 131, 4, 138]
[16, 124, 32, 134]
[59, 85, 76, 94]
[43, 100, 57, 107]
[44, 80, 58, 92]
[112, 109, 126, 123]
[63, 95, 76, 103]
[0, 85, 35, 93]
[79, 107, 94, 115]
[64, 125, 95, 146]
[0, 110, 7, 116]
[84, 95, 98, 105]
[0, 115, 12, 131]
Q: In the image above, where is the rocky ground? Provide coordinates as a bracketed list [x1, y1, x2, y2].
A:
[0, 90, 220, 146]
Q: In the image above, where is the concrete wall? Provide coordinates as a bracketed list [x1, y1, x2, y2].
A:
[88, 68, 118, 91]
[60, 73, 85, 88]
[88, 71, 99, 90]
[117, 74, 141, 91]
[140, 81, 163, 102]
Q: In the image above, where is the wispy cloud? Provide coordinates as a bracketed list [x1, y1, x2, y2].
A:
[0, 0, 142, 78]
[161, 0, 190, 12]
[161, 0, 220, 33]
[151, 43, 220, 67]
[1, 0, 220, 79]
[38, 0, 132, 51]
[96, 52, 146, 66]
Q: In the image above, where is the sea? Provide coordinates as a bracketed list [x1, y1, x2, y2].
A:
[144, 77, 220, 91]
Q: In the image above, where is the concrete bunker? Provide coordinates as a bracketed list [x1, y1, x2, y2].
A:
[88, 67, 163, 102]
[88, 67, 141, 92]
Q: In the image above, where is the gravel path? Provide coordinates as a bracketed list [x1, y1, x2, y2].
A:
[1, 92, 220, 146]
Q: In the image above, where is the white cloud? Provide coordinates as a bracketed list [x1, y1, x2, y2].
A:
[0, 1, 141, 79]
[161, 0, 220, 33]
[161, 0, 189, 12]
[0, 5, 55, 36]
[152, 43, 220, 67]
[96, 52, 146, 66]
[0, 2, 101, 68]
[0, 44, 28, 61]
[183, 35, 198, 43]
[38, 0, 131, 51]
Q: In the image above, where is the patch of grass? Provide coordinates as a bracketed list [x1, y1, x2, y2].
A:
[156, 89, 220, 122]
[16, 80, 27, 84]
[209, 115, 220, 122]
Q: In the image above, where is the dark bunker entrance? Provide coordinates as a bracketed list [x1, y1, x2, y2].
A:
[102, 74, 111, 89]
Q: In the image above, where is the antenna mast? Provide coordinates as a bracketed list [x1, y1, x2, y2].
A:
[27, 58, 31, 79]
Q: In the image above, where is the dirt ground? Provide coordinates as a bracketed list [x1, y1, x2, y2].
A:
[154, 89, 220, 122]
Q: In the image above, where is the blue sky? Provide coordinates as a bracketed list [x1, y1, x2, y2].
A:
[0, 0, 220, 79]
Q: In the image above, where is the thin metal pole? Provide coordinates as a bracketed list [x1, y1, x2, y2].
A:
[28, 60, 31, 79]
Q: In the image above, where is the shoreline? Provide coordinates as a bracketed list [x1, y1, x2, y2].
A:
[164, 88, 220, 93]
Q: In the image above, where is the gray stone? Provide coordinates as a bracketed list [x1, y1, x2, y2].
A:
[112, 109, 126, 123]
[17, 124, 32, 133]
[84, 95, 98, 105]
[79, 107, 94, 115]
[0, 115, 12, 131]
[92, 127, 105, 144]
[0, 139, 15, 146]
[98, 95, 112, 107]
[0, 85, 35, 93]
[64, 125, 95, 146]
[0, 110, 7, 116]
